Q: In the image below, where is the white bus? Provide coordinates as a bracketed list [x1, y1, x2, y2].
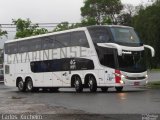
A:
[4, 25, 155, 92]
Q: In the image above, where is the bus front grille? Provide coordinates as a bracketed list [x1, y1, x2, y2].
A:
[126, 76, 146, 80]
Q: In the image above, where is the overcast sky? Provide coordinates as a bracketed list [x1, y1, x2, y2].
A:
[0, 0, 151, 48]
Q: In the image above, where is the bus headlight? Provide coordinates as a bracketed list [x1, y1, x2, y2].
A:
[120, 80, 124, 84]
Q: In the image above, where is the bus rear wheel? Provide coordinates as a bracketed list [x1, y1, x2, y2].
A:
[26, 78, 34, 92]
[115, 87, 123, 92]
[88, 76, 97, 92]
[17, 79, 26, 92]
[74, 76, 83, 93]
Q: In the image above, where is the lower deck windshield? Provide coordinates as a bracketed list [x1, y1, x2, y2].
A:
[96, 47, 146, 73]
[117, 51, 146, 73]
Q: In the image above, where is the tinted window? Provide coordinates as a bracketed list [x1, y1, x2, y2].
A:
[71, 31, 89, 48]
[29, 38, 42, 51]
[5, 42, 18, 54]
[74, 58, 94, 70]
[96, 47, 116, 68]
[18, 40, 30, 53]
[117, 51, 146, 73]
[88, 26, 112, 44]
[5, 65, 9, 74]
[56, 33, 70, 47]
[110, 27, 142, 46]
[30, 58, 94, 73]
[42, 35, 57, 49]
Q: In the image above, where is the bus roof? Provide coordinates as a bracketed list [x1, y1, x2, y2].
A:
[5, 25, 133, 44]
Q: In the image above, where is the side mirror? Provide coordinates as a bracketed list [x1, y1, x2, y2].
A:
[144, 45, 155, 57]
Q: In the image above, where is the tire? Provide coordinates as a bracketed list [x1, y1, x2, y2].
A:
[88, 76, 97, 92]
[74, 76, 83, 93]
[26, 78, 34, 92]
[17, 79, 26, 92]
[115, 87, 123, 92]
[101, 87, 108, 92]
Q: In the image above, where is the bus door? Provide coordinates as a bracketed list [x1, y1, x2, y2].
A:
[102, 52, 117, 84]
[4, 64, 16, 86]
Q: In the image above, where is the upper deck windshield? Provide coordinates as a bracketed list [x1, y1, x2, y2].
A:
[87, 26, 143, 47]
[111, 27, 142, 46]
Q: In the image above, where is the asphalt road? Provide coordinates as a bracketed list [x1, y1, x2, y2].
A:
[148, 71, 160, 82]
[0, 71, 160, 120]
[0, 84, 160, 114]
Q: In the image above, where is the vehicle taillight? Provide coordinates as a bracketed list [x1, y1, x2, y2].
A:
[115, 70, 121, 83]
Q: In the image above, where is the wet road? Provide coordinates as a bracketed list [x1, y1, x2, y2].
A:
[148, 71, 160, 82]
[0, 84, 160, 114]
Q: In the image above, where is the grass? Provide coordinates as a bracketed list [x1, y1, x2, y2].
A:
[149, 68, 160, 72]
[147, 81, 160, 89]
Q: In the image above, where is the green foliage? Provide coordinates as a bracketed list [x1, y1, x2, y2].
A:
[81, 0, 123, 25]
[117, 13, 132, 26]
[53, 22, 81, 32]
[132, 3, 160, 68]
[0, 27, 7, 38]
[117, 4, 136, 26]
[13, 18, 48, 38]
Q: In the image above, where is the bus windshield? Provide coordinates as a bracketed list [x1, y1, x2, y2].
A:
[117, 51, 147, 73]
[110, 27, 142, 46]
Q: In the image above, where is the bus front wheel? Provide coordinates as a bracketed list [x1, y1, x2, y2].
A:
[88, 76, 97, 92]
[115, 87, 123, 92]
[17, 79, 26, 92]
[74, 76, 83, 93]
[26, 78, 34, 92]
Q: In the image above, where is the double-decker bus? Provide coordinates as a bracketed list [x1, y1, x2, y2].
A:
[4, 25, 155, 92]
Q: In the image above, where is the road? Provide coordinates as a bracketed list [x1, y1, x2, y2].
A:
[0, 84, 160, 114]
[0, 71, 160, 120]
[148, 71, 160, 82]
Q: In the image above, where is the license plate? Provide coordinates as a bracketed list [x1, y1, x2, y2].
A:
[134, 82, 140, 86]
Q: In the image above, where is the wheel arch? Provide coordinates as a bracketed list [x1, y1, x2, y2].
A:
[25, 76, 32, 82]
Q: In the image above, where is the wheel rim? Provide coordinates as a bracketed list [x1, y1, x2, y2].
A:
[74, 78, 80, 89]
[18, 81, 23, 90]
[27, 81, 33, 90]
[89, 79, 93, 89]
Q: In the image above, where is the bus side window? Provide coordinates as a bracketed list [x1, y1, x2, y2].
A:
[29, 39, 42, 51]
[18, 40, 29, 53]
[71, 31, 89, 48]
[56, 33, 70, 47]
[5, 65, 9, 74]
[5, 43, 18, 54]
[42, 36, 56, 49]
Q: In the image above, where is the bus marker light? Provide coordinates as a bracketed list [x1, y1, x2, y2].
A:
[120, 80, 124, 84]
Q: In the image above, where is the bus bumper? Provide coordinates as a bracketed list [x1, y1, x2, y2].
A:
[116, 78, 148, 87]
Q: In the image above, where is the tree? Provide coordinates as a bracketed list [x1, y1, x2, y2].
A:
[117, 4, 136, 26]
[53, 22, 70, 32]
[13, 18, 48, 38]
[81, 0, 123, 25]
[53, 22, 81, 32]
[0, 26, 7, 38]
[132, 3, 160, 68]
